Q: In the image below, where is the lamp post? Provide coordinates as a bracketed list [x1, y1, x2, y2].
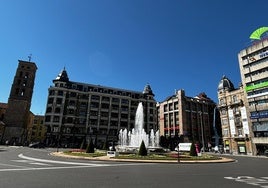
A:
[199, 112, 205, 152]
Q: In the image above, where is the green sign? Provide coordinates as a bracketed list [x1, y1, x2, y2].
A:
[245, 81, 268, 91]
[250, 27, 268, 40]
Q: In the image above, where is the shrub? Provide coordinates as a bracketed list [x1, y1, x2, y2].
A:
[138, 140, 147, 156]
[86, 138, 95, 153]
[190, 142, 197, 156]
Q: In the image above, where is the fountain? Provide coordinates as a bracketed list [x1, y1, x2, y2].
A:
[118, 102, 160, 151]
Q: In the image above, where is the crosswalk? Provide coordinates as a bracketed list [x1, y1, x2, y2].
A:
[225, 176, 268, 188]
[0, 153, 148, 172]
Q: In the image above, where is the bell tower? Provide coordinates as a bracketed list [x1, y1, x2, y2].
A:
[3, 59, 37, 145]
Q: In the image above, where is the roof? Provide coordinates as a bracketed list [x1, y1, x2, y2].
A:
[0, 103, 8, 109]
[218, 75, 234, 92]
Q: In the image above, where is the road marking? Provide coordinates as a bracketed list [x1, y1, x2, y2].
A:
[18, 154, 107, 166]
[0, 162, 30, 169]
[18, 154, 151, 167]
[225, 176, 268, 187]
[30, 162, 51, 166]
[12, 159, 51, 166]
[0, 165, 100, 172]
[12, 160, 34, 163]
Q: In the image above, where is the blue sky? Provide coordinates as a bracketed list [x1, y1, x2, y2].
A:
[1, 0, 268, 115]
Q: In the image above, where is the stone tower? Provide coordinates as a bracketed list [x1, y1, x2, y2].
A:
[3, 60, 37, 145]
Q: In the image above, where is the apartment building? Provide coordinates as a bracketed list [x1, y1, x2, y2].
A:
[217, 76, 253, 155]
[237, 27, 268, 155]
[44, 68, 157, 148]
[157, 90, 220, 150]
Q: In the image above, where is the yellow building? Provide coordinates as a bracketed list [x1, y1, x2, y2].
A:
[27, 114, 46, 144]
[217, 76, 253, 155]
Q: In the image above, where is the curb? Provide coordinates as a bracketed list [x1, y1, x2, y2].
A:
[51, 152, 236, 164]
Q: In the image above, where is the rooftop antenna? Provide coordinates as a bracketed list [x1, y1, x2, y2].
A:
[28, 54, 32, 62]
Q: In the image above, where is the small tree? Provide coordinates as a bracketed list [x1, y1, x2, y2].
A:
[190, 142, 197, 156]
[138, 140, 147, 156]
[86, 138, 95, 153]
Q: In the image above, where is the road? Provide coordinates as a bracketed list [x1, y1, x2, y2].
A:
[0, 146, 267, 188]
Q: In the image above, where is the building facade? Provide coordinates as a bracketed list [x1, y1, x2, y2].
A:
[238, 29, 268, 155]
[217, 76, 253, 155]
[26, 114, 46, 144]
[157, 90, 220, 150]
[2, 60, 37, 145]
[45, 68, 157, 148]
[0, 103, 7, 143]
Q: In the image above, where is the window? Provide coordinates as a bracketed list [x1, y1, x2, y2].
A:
[122, 99, 129, 104]
[220, 98, 226, 105]
[21, 89, 25, 96]
[222, 118, 228, 125]
[169, 103, 173, 111]
[48, 98, 54, 104]
[58, 90, 63, 96]
[223, 128, 229, 137]
[174, 102, 178, 110]
[164, 104, 168, 112]
[55, 107, 61, 113]
[53, 116, 60, 122]
[70, 92, 77, 97]
[45, 116, 51, 122]
[233, 95, 238, 103]
[238, 128, 243, 136]
[121, 114, 128, 119]
[175, 112, 179, 125]
[112, 98, 119, 103]
[69, 100, 75, 106]
[22, 80, 27, 87]
[56, 98, 62, 104]
[49, 90, 55, 96]
[91, 95, 100, 100]
[67, 117, 73, 123]
[53, 126, 59, 133]
[68, 109, 74, 114]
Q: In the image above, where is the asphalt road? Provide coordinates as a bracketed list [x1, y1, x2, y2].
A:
[0, 146, 267, 188]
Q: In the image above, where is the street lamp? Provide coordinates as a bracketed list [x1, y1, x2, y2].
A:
[199, 111, 205, 152]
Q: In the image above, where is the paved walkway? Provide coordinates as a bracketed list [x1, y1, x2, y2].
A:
[51, 152, 235, 164]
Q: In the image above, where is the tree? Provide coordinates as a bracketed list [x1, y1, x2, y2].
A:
[138, 140, 147, 156]
[86, 138, 95, 153]
[190, 142, 197, 156]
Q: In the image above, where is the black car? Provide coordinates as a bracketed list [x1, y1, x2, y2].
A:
[29, 142, 45, 148]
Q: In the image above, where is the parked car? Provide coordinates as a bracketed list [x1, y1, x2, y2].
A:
[29, 142, 45, 148]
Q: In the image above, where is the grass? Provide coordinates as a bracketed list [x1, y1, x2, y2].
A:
[63, 149, 221, 161]
[116, 153, 220, 161]
[63, 149, 106, 158]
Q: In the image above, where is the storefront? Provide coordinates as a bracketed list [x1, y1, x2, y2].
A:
[237, 141, 247, 154]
